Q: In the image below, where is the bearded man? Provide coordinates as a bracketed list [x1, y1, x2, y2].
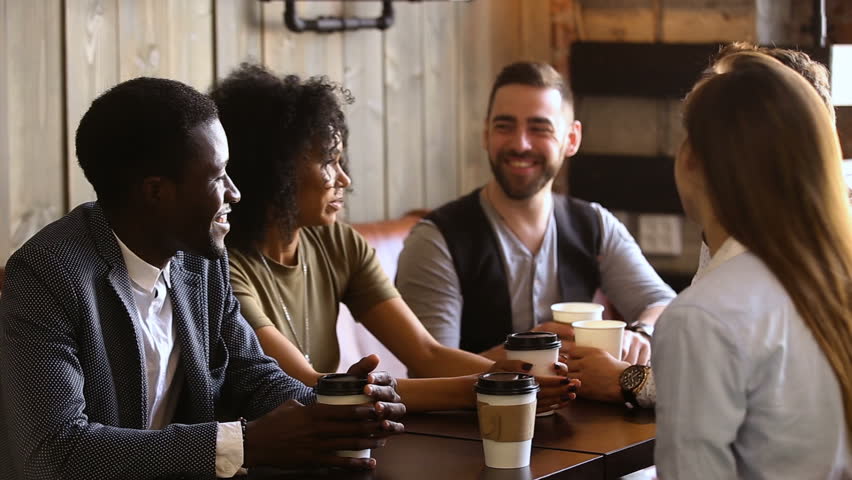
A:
[397, 61, 675, 404]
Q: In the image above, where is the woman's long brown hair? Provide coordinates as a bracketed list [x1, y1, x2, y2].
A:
[684, 52, 852, 436]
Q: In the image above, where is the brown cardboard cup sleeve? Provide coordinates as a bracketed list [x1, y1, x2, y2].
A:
[477, 402, 536, 442]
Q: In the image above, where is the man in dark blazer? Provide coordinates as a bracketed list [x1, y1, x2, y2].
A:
[0, 77, 404, 480]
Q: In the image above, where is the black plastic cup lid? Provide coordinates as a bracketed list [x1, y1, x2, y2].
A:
[314, 374, 368, 396]
[474, 372, 540, 395]
[504, 331, 561, 351]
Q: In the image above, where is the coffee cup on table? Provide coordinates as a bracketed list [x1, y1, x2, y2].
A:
[550, 302, 604, 324]
[504, 332, 561, 417]
[314, 373, 372, 459]
[572, 320, 626, 360]
[475, 372, 540, 469]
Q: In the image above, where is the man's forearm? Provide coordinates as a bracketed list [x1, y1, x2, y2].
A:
[635, 305, 667, 326]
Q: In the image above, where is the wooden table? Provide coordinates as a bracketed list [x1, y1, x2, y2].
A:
[402, 400, 655, 480]
[249, 433, 603, 479]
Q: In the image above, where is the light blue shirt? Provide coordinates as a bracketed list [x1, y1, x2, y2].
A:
[653, 238, 851, 479]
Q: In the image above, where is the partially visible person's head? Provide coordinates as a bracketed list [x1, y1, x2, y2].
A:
[210, 64, 352, 251]
[483, 61, 581, 200]
[76, 77, 239, 259]
[679, 51, 852, 435]
[711, 42, 834, 122]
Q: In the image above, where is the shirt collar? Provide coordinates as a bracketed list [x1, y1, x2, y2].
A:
[113, 232, 172, 292]
[692, 236, 747, 284]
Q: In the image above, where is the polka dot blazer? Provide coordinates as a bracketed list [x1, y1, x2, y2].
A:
[0, 202, 315, 479]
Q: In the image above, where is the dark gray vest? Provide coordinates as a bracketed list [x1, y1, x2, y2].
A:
[425, 189, 601, 353]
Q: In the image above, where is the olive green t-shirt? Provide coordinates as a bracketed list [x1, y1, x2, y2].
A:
[228, 222, 400, 373]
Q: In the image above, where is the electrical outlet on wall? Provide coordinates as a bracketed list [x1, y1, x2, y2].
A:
[638, 214, 683, 256]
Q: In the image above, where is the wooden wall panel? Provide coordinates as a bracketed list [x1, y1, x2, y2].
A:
[662, 0, 755, 43]
[342, 2, 386, 223]
[521, 0, 554, 63]
[457, 0, 525, 194]
[214, 0, 262, 81]
[261, 1, 344, 79]
[422, 2, 459, 209]
[0, 0, 565, 262]
[574, 0, 656, 42]
[3, 0, 65, 263]
[384, 2, 425, 219]
[118, 0, 215, 91]
[64, 0, 119, 207]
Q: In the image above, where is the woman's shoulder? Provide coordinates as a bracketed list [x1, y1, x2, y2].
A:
[666, 252, 795, 337]
[226, 246, 257, 269]
[302, 222, 367, 250]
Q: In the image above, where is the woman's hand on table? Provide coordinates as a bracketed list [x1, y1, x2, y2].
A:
[489, 359, 581, 413]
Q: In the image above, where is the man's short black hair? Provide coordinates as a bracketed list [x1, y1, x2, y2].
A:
[210, 63, 352, 251]
[486, 61, 574, 119]
[75, 77, 218, 208]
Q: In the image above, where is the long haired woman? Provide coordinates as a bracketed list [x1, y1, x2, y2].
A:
[653, 52, 852, 478]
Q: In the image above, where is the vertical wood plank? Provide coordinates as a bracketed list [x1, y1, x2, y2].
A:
[341, 1, 385, 222]
[64, 0, 119, 208]
[261, 1, 344, 80]
[520, 0, 553, 64]
[422, 1, 459, 209]
[167, 0, 214, 90]
[118, 0, 215, 91]
[384, 1, 424, 218]
[552, 0, 578, 76]
[457, 0, 524, 194]
[213, 0, 262, 81]
[3, 0, 65, 262]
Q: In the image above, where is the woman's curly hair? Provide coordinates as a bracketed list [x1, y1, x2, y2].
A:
[210, 63, 353, 251]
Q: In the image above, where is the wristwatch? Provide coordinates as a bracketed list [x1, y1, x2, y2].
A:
[628, 322, 654, 339]
[619, 364, 651, 409]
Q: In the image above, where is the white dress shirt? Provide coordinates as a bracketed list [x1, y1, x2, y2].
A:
[654, 237, 852, 479]
[114, 234, 244, 477]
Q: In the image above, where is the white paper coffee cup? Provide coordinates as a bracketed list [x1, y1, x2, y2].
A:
[475, 373, 540, 469]
[504, 332, 560, 417]
[550, 302, 604, 324]
[572, 320, 626, 360]
[315, 374, 372, 459]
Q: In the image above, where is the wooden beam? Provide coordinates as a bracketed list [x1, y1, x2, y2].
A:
[570, 41, 832, 98]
